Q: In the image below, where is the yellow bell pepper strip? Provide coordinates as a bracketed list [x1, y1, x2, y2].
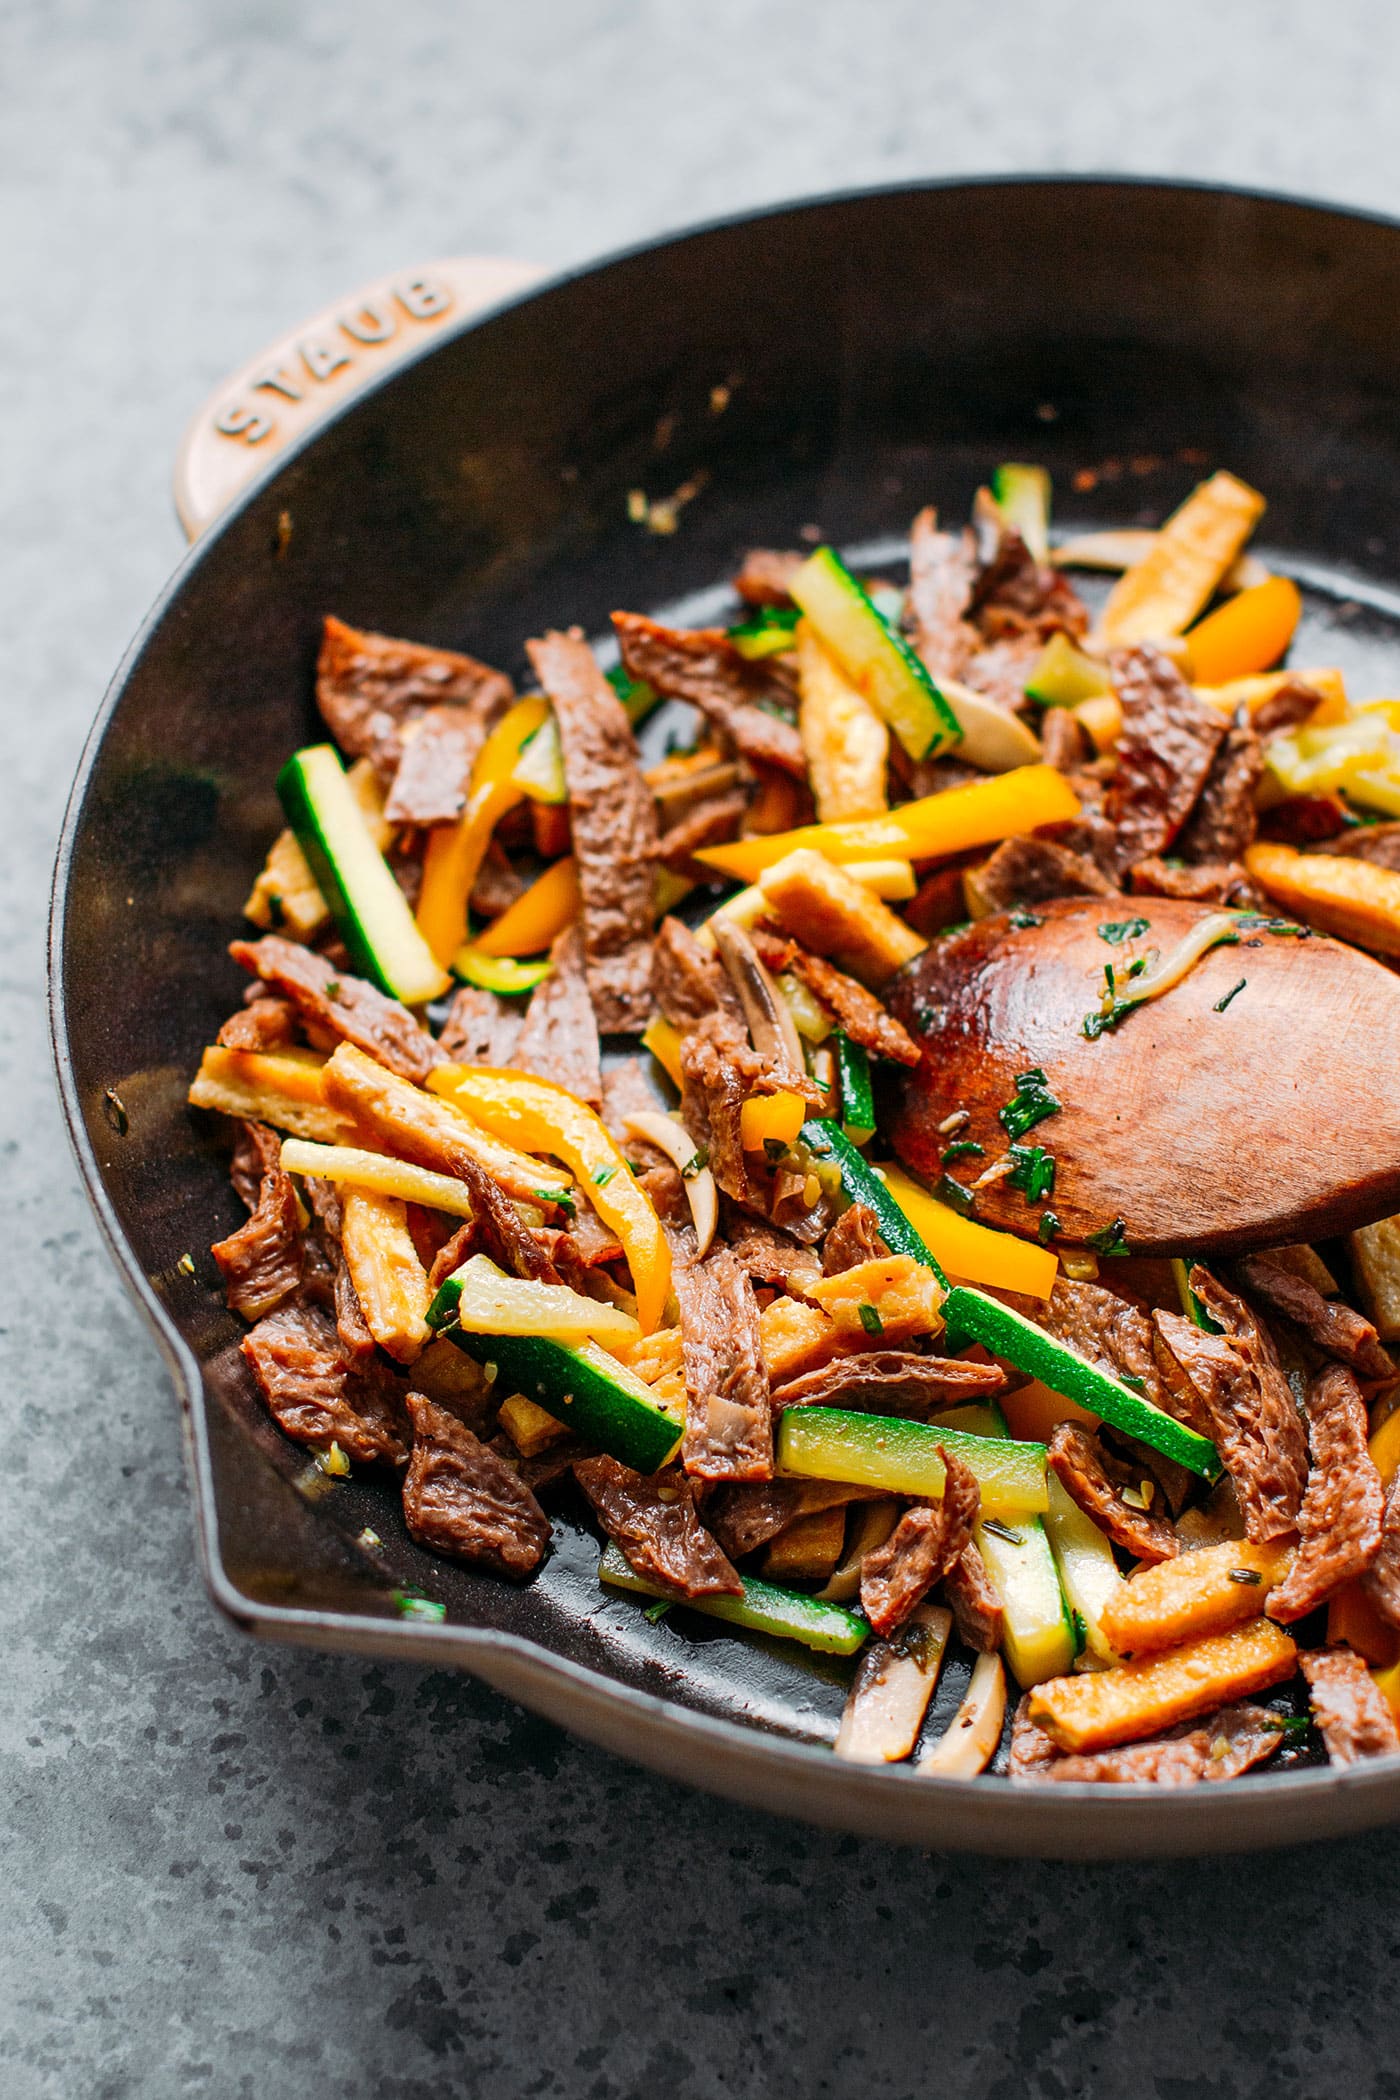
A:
[472, 855, 579, 958]
[875, 1161, 1059, 1299]
[739, 1089, 808, 1151]
[640, 1015, 685, 1089]
[428, 1066, 671, 1332]
[1072, 693, 1123, 754]
[1197, 665, 1348, 726]
[415, 697, 550, 965]
[694, 764, 1081, 883]
[1374, 1655, 1400, 1724]
[1093, 471, 1266, 648]
[1244, 842, 1400, 957]
[1182, 574, 1302, 684]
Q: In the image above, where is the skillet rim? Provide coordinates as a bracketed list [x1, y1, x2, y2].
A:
[49, 173, 1400, 1856]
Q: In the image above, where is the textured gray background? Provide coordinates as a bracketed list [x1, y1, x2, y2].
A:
[8, 2, 1400, 2094]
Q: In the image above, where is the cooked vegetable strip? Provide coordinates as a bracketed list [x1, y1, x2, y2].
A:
[935, 677, 1044, 772]
[246, 757, 391, 938]
[777, 1407, 1048, 1520]
[415, 697, 549, 967]
[1245, 842, 1400, 958]
[1093, 472, 1266, 649]
[695, 764, 1081, 882]
[473, 856, 580, 957]
[338, 1187, 432, 1364]
[790, 546, 961, 761]
[1099, 1538, 1294, 1657]
[835, 1605, 952, 1764]
[598, 1541, 870, 1655]
[1028, 1620, 1298, 1754]
[189, 1046, 352, 1145]
[919, 1653, 1007, 1776]
[991, 462, 1051, 561]
[1042, 1476, 1123, 1665]
[798, 1121, 949, 1286]
[445, 1332, 681, 1473]
[430, 1067, 671, 1333]
[432, 1253, 639, 1344]
[277, 1139, 473, 1216]
[795, 619, 889, 822]
[876, 1162, 1058, 1299]
[1184, 575, 1302, 684]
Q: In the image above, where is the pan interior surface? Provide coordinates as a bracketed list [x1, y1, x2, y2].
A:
[53, 180, 1400, 1852]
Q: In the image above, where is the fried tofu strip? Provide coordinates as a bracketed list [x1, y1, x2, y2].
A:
[1029, 1620, 1298, 1754]
[339, 1187, 432, 1363]
[758, 848, 926, 990]
[1100, 1538, 1295, 1658]
[189, 1046, 352, 1145]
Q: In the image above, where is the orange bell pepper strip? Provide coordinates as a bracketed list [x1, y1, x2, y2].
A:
[1183, 575, 1302, 685]
[1328, 1408, 1400, 1666]
[876, 1161, 1059, 1300]
[739, 1090, 807, 1151]
[695, 765, 1080, 884]
[415, 698, 549, 965]
[428, 1066, 671, 1333]
[473, 855, 580, 958]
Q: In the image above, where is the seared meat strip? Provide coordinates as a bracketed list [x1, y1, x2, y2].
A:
[574, 1456, 742, 1598]
[1267, 1365, 1383, 1622]
[705, 1479, 871, 1561]
[1235, 1253, 1395, 1383]
[653, 915, 748, 1040]
[1362, 1472, 1400, 1630]
[1008, 1698, 1063, 1779]
[511, 925, 603, 1106]
[1177, 713, 1262, 864]
[943, 1542, 1004, 1653]
[679, 1017, 761, 1207]
[243, 1301, 408, 1465]
[822, 1203, 890, 1275]
[1300, 1648, 1400, 1765]
[772, 1352, 1005, 1416]
[965, 835, 1115, 916]
[1047, 1422, 1179, 1564]
[860, 1447, 980, 1637]
[212, 1119, 303, 1320]
[723, 1222, 824, 1299]
[1035, 1279, 1177, 1418]
[316, 614, 512, 782]
[1027, 1706, 1286, 1787]
[1321, 821, 1400, 872]
[1104, 647, 1227, 877]
[748, 931, 921, 1066]
[1040, 707, 1090, 772]
[229, 934, 445, 1083]
[612, 610, 807, 779]
[674, 1247, 774, 1480]
[403, 1392, 551, 1577]
[654, 791, 750, 874]
[217, 998, 298, 1053]
[1129, 858, 1261, 907]
[228, 1117, 284, 1210]
[527, 629, 658, 1032]
[907, 508, 978, 680]
[437, 982, 523, 1066]
[385, 704, 487, 828]
[1154, 1269, 1308, 1542]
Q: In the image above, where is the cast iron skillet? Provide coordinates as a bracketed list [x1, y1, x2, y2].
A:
[51, 178, 1400, 1857]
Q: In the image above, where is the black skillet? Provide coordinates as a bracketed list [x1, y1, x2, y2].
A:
[51, 179, 1400, 1857]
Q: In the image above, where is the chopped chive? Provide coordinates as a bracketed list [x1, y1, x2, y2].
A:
[858, 1303, 885, 1337]
[1098, 917, 1151, 946]
[1008, 905, 1044, 930]
[1213, 977, 1247, 1014]
[1227, 1568, 1264, 1586]
[1007, 1143, 1056, 1203]
[935, 1173, 977, 1217]
[981, 1518, 1021, 1545]
[592, 1165, 616, 1187]
[941, 1139, 985, 1165]
[1037, 1210, 1061, 1243]
[1086, 1216, 1131, 1258]
[644, 1598, 673, 1623]
[999, 1069, 1061, 1140]
[393, 1592, 446, 1623]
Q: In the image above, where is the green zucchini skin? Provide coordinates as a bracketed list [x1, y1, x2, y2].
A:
[940, 1284, 1221, 1479]
[833, 1032, 876, 1144]
[800, 1119, 949, 1288]
[777, 1406, 1049, 1518]
[789, 546, 961, 761]
[990, 462, 1052, 562]
[444, 1328, 681, 1475]
[598, 1543, 869, 1655]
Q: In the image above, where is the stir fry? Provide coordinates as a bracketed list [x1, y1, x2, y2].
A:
[190, 465, 1400, 1783]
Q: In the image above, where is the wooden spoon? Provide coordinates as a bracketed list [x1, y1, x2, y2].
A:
[885, 896, 1400, 1256]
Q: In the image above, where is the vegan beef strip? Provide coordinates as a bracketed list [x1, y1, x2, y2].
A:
[942, 1542, 1004, 1653]
[1129, 858, 1261, 907]
[1039, 707, 1091, 773]
[242, 1302, 408, 1465]
[654, 791, 751, 875]
[611, 610, 807, 780]
[906, 507, 978, 680]
[229, 934, 446, 1083]
[402, 1391, 551, 1577]
[679, 1017, 761, 1207]
[527, 629, 658, 1032]
[1035, 1278, 1178, 1418]
[1037, 1708, 1287, 1787]
[437, 982, 524, 1067]
[1047, 1422, 1180, 1564]
[1252, 678, 1332, 741]
[773, 1352, 1005, 1415]
[860, 1447, 981, 1638]
[705, 1479, 867, 1560]
[384, 702, 495, 828]
[1103, 647, 1228, 877]
[1153, 1268, 1308, 1542]
[574, 1455, 742, 1597]
[510, 924, 603, 1106]
[748, 931, 920, 1066]
[1362, 1472, 1400, 1629]
[970, 504, 1089, 636]
[732, 548, 803, 607]
[1320, 820, 1400, 872]
[674, 1246, 774, 1480]
[217, 997, 298, 1053]
[821, 1203, 891, 1275]
[964, 835, 1116, 916]
[211, 1125, 303, 1321]
[653, 915, 749, 1041]
[425, 1218, 478, 1294]
[1176, 713, 1263, 864]
[723, 1221, 824, 1299]
[469, 840, 526, 920]
[316, 614, 512, 782]
[1267, 1364, 1383, 1622]
[227, 1117, 285, 1210]
[959, 635, 1044, 713]
[1299, 1648, 1400, 1765]
[1235, 1253, 1396, 1382]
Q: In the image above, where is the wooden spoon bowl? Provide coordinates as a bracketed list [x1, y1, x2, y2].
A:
[885, 896, 1400, 1256]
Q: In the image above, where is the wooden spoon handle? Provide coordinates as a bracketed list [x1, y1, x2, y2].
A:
[173, 256, 544, 539]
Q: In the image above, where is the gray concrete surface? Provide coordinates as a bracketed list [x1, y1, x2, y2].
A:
[7, 2, 1400, 2093]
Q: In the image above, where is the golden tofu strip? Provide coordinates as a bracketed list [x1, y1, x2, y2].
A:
[1100, 1538, 1294, 1658]
[758, 848, 926, 990]
[796, 620, 889, 824]
[1350, 1215, 1400, 1343]
[187, 1045, 352, 1144]
[1094, 471, 1266, 649]
[1028, 1620, 1298, 1754]
[339, 1186, 432, 1363]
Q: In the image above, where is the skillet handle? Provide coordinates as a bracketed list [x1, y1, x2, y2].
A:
[173, 256, 544, 540]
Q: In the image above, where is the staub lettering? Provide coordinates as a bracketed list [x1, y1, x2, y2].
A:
[212, 274, 456, 446]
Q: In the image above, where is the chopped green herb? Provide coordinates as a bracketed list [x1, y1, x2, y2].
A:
[643, 1598, 673, 1624]
[1008, 905, 1044, 930]
[939, 920, 973, 939]
[1118, 1372, 1147, 1394]
[548, 1188, 577, 1216]
[1213, 977, 1248, 1013]
[681, 1147, 709, 1181]
[1098, 917, 1151, 946]
[324, 978, 342, 1000]
[1234, 914, 1312, 939]
[1007, 1143, 1056, 1203]
[1269, 1712, 1311, 1735]
[764, 1137, 792, 1164]
[935, 1173, 977, 1217]
[728, 605, 800, 639]
[858, 1303, 885, 1337]
[1037, 1210, 1061, 1244]
[393, 1592, 446, 1623]
[941, 1139, 985, 1165]
[1227, 1568, 1264, 1586]
[1086, 1215, 1131, 1258]
[999, 1068, 1061, 1140]
[592, 1165, 617, 1187]
[1070, 1607, 1089, 1660]
[981, 1518, 1021, 1545]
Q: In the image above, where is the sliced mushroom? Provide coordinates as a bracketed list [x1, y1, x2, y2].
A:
[711, 915, 807, 1083]
[623, 1109, 717, 1258]
[816, 1496, 901, 1602]
[835, 1604, 952, 1765]
[918, 1652, 1007, 1778]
